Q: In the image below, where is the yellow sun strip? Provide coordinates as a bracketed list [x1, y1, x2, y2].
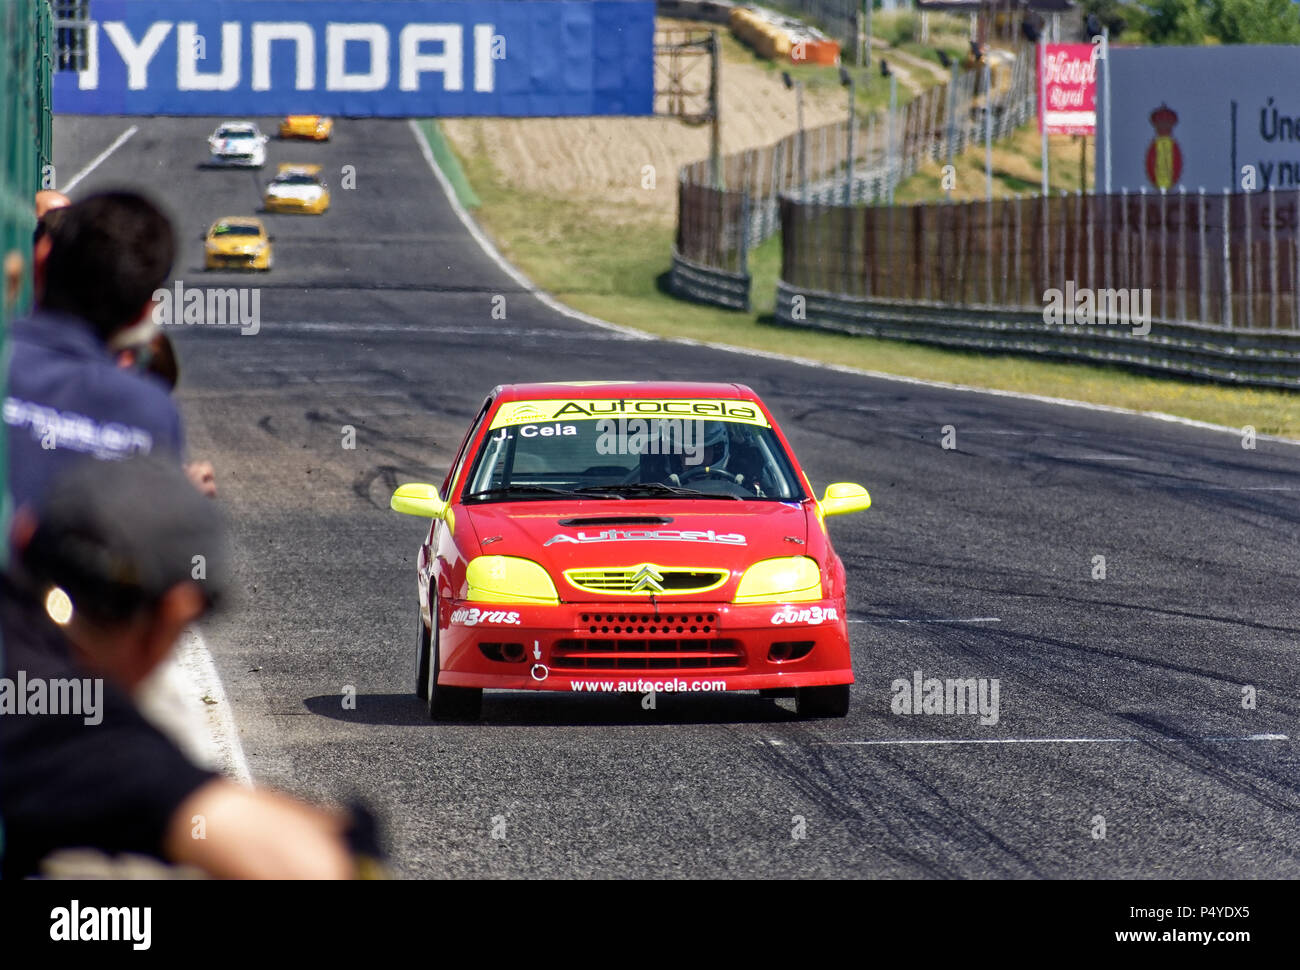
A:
[490, 399, 771, 429]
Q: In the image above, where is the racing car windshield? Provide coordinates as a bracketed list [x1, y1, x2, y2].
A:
[213, 224, 261, 236]
[463, 409, 807, 502]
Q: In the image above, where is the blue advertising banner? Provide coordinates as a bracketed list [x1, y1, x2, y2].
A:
[53, 0, 655, 116]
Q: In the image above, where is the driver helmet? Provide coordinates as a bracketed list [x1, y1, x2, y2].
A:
[695, 420, 731, 471]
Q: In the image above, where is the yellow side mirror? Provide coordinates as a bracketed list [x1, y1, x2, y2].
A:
[390, 483, 447, 518]
[821, 482, 871, 516]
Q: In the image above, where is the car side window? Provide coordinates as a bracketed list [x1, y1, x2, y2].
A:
[442, 397, 494, 499]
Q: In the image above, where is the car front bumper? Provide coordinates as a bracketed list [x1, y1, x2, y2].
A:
[435, 598, 853, 692]
[263, 195, 327, 214]
[210, 153, 264, 167]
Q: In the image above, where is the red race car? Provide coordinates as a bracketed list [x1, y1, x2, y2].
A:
[391, 382, 871, 720]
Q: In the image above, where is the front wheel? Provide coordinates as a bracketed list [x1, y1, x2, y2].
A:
[415, 608, 431, 700]
[426, 601, 483, 721]
[795, 684, 850, 718]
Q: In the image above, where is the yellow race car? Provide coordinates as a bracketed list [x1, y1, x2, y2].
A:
[279, 115, 333, 140]
[263, 164, 330, 215]
[204, 217, 272, 271]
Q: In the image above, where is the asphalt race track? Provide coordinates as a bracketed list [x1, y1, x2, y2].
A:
[53, 115, 1300, 878]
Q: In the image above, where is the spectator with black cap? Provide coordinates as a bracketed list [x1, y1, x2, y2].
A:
[0, 456, 374, 879]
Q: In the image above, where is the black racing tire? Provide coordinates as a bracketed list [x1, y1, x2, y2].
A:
[795, 684, 851, 718]
[427, 600, 483, 721]
[415, 607, 431, 700]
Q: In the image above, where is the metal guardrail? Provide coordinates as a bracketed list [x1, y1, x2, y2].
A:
[669, 249, 752, 311]
[773, 280, 1300, 389]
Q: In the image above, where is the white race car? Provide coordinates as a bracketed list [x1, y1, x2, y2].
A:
[207, 122, 268, 168]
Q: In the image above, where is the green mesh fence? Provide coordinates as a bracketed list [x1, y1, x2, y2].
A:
[1, 0, 54, 553]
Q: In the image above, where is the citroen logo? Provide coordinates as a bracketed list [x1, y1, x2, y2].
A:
[629, 564, 665, 593]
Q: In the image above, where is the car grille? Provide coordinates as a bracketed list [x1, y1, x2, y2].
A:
[210, 252, 258, 266]
[565, 567, 728, 595]
[551, 636, 744, 671]
[579, 612, 717, 635]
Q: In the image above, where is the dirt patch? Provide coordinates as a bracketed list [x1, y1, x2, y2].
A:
[440, 19, 848, 227]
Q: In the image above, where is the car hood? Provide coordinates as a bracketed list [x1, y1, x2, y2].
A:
[461, 501, 811, 599]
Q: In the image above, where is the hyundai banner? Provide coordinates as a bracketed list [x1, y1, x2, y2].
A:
[53, 0, 656, 117]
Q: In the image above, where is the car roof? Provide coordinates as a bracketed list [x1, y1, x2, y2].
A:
[216, 122, 257, 131]
[493, 381, 755, 402]
[275, 163, 322, 176]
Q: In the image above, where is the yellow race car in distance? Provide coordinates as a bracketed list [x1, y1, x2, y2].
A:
[279, 115, 332, 140]
[263, 164, 330, 215]
[204, 217, 272, 271]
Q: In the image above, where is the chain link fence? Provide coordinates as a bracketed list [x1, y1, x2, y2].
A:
[671, 45, 1036, 308]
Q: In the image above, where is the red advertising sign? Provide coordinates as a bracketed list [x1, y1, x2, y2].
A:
[1038, 43, 1098, 135]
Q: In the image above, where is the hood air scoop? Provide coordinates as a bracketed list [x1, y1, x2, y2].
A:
[557, 515, 674, 528]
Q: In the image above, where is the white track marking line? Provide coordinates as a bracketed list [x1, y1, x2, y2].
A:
[408, 119, 1300, 446]
[1149, 485, 1300, 491]
[58, 124, 139, 193]
[824, 734, 1288, 746]
[848, 617, 1001, 624]
[184, 627, 253, 785]
[407, 119, 650, 341]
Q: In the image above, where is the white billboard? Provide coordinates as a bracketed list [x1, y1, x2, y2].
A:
[1095, 45, 1300, 193]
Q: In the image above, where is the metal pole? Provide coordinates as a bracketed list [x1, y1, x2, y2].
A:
[798, 83, 807, 202]
[709, 30, 721, 189]
[945, 64, 958, 200]
[1102, 29, 1112, 194]
[1001, 193, 1011, 304]
[984, 62, 993, 201]
[1059, 190, 1067, 293]
[1198, 188, 1208, 323]
[1294, 188, 1300, 329]
[1223, 190, 1233, 329]
[1139, 187, 1148, 305]
[1160, 187, 1167, 320]
[1178, 185, 1187, 321]
[888, 73, 897, 204]
[1269, 186, 1278, 329]
[1244, 187, 1253, 326]
[845, 78, 856, 206]
[1087, 187, 1095, 289]
[1119, 187, 1128, 291]
[864, 0, 872, 69]
[1014, 193, 1023, 305]
[1039, 40, 1049, 196]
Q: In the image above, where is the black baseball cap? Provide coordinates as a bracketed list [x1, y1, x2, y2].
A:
[20, 456, 227, 624]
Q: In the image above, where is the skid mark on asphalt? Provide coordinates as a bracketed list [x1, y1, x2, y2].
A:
[745, 723, 1048, 877]
[822, 734, 1289, 746]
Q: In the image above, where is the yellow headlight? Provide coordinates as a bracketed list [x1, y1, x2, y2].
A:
[466, 556, 559, 604]
[733, 556, 822, 604]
